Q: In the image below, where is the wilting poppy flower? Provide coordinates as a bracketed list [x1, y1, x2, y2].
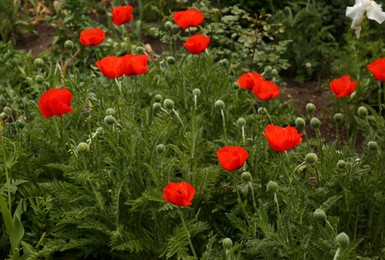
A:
[252, 80, 280, 100]
[237, 72, 264, 90]
[173, 9, 204, 29]
[183, 34, 210, 54]
[79, 28, 105, 46]
[263, 124, 303, 152]
[121, 54, 149, 76]
[112, 5, 134, 25]
[96, 56, 124, 78]
[38, 88, 74, 118]
[163, 182, 196, 206]
[217, 146, 249, 171]
[368, 58, 385, 81]
[329, 75, 357, 98]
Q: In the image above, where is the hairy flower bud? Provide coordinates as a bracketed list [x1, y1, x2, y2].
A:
[0, 112, 8, 120]
[35, 75, 44, 84]
[166, 56, 176, 64]
[153, 102, 162, 110]
[306, 103, 316, 113]
[3, 106, 12, 115]
[368, 141, 378, 151]
[163, 99, 175, 110]
[64, 40, 74, 50]
[267, 181, 279, 193]
[215, 100, 225, 110]
[34, 58, 44, 67]
[77, 142, 89, 153]
[154, 94, 163, 103]
[305, 153, 317, 164]
[335, 232, 349, 249]
[310, 117, 321, 129]
[156, 144, 165, 154]
[222, 238, 233, 250]
[357, 106, 368, 118]
[16, 119, 26, 128]
[192, 88, 201, 96]
[333, 113, 343, 124]
[337, 160, 346, 169]
[313, 208, 326, 221]
[257, 107, 267, 115]
[106, 108, 116, 115]
[237, 117, 246, 127]
[295, 117, 305, 128]
[164, 21, 173, 30]
[104, 115, 116, 124]
[241, 171, 252, 182]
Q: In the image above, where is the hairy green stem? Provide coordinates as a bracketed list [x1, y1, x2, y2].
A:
[178, 209, 198, 259]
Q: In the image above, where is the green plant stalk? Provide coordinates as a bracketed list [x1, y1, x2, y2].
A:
[379, 81, 383, 116]
[172, 108, 185, 128]
[178, 209, 198, 259]
[0, 132, 11, 209]
[220, 109, 227, 140]
[241, 126, 245, 147]
[333, 247, 341, 260]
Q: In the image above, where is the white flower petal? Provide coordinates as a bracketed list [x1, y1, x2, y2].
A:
[367, 4, 385, 23]
[346, 5, 365, 20]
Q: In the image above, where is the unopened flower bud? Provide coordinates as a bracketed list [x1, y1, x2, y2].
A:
[310, 117, 321, 129]
[313, 208, 326, 221]
[154, 94, 163, 102]
[264, 66, 272, 72]
[271, 68, 278, 76]
[295, 117, 305, 128]
[163, 99, 175, 110]
[34, 58, 44, 67]
[368, 141, 378, 151]
[222, 238, 233, 250]
[337, 160, 346, 169]
[166, 56, 176, 64]
[156, 144, 165, 154]
[306, 103, 316, 113]
[305, 62, 312, 68]
[237, 117, 246, 127]
[77, 142, 89, 153]
[106, 108, 115, 115]
[16, 119, 26, 128]
[257, 107, 267, 115]
[357, 106, 368, 118]
[0, 112, 8, 120]
[215, 100, 225, 110]
[164, 21, 173, 30]
[305, 153, 317, 164]
[192, 88, 201, 96]
[218, 59, 228, 66]
[3, 106, 12, 115]
[241, 172, 252, 182]
[136, 46, 145, 53]
[333, 113, 343, 124]
[267, 181, 279, 193]
[64, 40, 74, 50]
[96, 127, 104, 134]
[104, 115, 116, 124]
[335, 232, 349, 249]
[35, 75, 44, 83]
[153, 102, 162, 110]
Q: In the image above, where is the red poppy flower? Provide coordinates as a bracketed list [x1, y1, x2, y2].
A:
[367, 58, 385, 81]
[183, 34, 210, 54]
[173, 9, 204, 29]
[252, 80, 280, 100]
[121, 54, 149, 76]
[112, 5, 134, 25]
[38, 88, 74, 118]
[95, 56, 124, 78]
[163, 182, 196, 206]
[329, 75, 357, 98]
[79, 28, 105, 46]
[217, 146, 249, 171]
[263, 124, 303, 152]
[237, 72, 264, 90]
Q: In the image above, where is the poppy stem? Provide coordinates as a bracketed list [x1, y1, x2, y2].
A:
[220, 109, 227, 140]
[333, 247, 341, 260]
[178, 209, 198, 260]
[378, 81, 382, 116]
[172, 109, 185, 127]
[0, 132, 11, 210]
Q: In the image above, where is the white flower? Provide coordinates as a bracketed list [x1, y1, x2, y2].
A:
[346, 0, 385, 38]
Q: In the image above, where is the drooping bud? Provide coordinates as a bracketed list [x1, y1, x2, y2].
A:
[333, 113, 343, 124]
[305, 153, 317, 164]
[237, 117, 246, 128]
[310, 117, 321, 129]
[3, 106, 12, 115]
[106, 108, 116, 115]
[306, 103, 316, 113]
[153, 102, 162, 110]
[357, 106, 368, 118]
[337, 160, 346, 169]
[368, 141, 378, 151]
[104, 115, 116, 125]
[241, 172, 252, 182]
[164, 21, 173, 30]
[267, 181, 279, 193]
[215, 100, 225, 110]
[257, 107, 267, 115]
[163, 99, 175, 110]
[156, 144, 165, 154]
[154, 94, 163, 103]
[313, 208, 326, 221]
[222, 238, 233, 250]
[192, 88, 201, 96]
[335, 232, 349, 249]
[295, 117, 305, 128]
[77, 142, 89, 153]
[166, 56, 176, 64]
[64, 40, 74, 50]
[34, 58, 44, 67]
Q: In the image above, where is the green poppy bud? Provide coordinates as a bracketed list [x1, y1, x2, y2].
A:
[337, 160, 346, 169]
[34, 58, 44, 67]
[192, 88, 201, 96]
[163, 99, 175, 110]
[105, 108, 116, 115]
[154, 94, 163, 102]
[35, 75, 44, 84]
[267, 181, 279, 193]
[368, 141, 378, 151]
[264, 66, 272, 72]
[305, 153, 317, 164]
[96, 127, 104, 134]
[164, 21, 173, 30]
[335, 232, 349, 249]
[166, 56, 176, 64]
[0, 112, 8, 120]
[104, 115, 116, 125]
[215, 100, 225, 110]
[357, 106, 368, 118]
[64, 40, 74, 50]
[222, 238, 233, 250]
[136, 46, 145, 54]
[237, 117, 246, 127]
[16, 119, 26, 128]
[306, 103, 316, 113]
[295, 117, 305, 128]
[77, 142, 89, 153]
[333, 113, 343, 124]
[3, 106, 12, 115]
[310, 117, 321, 129]
[241, 171, 252, 182]
[313, 208, 326, 221]
[153, 102, 162, 110]
[257, 107, 267, 115]
[218, 59, 228, 66]
[305, 62, 312, 68]
[156, 144, 165, 154]
[271, 68, 278, 76]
